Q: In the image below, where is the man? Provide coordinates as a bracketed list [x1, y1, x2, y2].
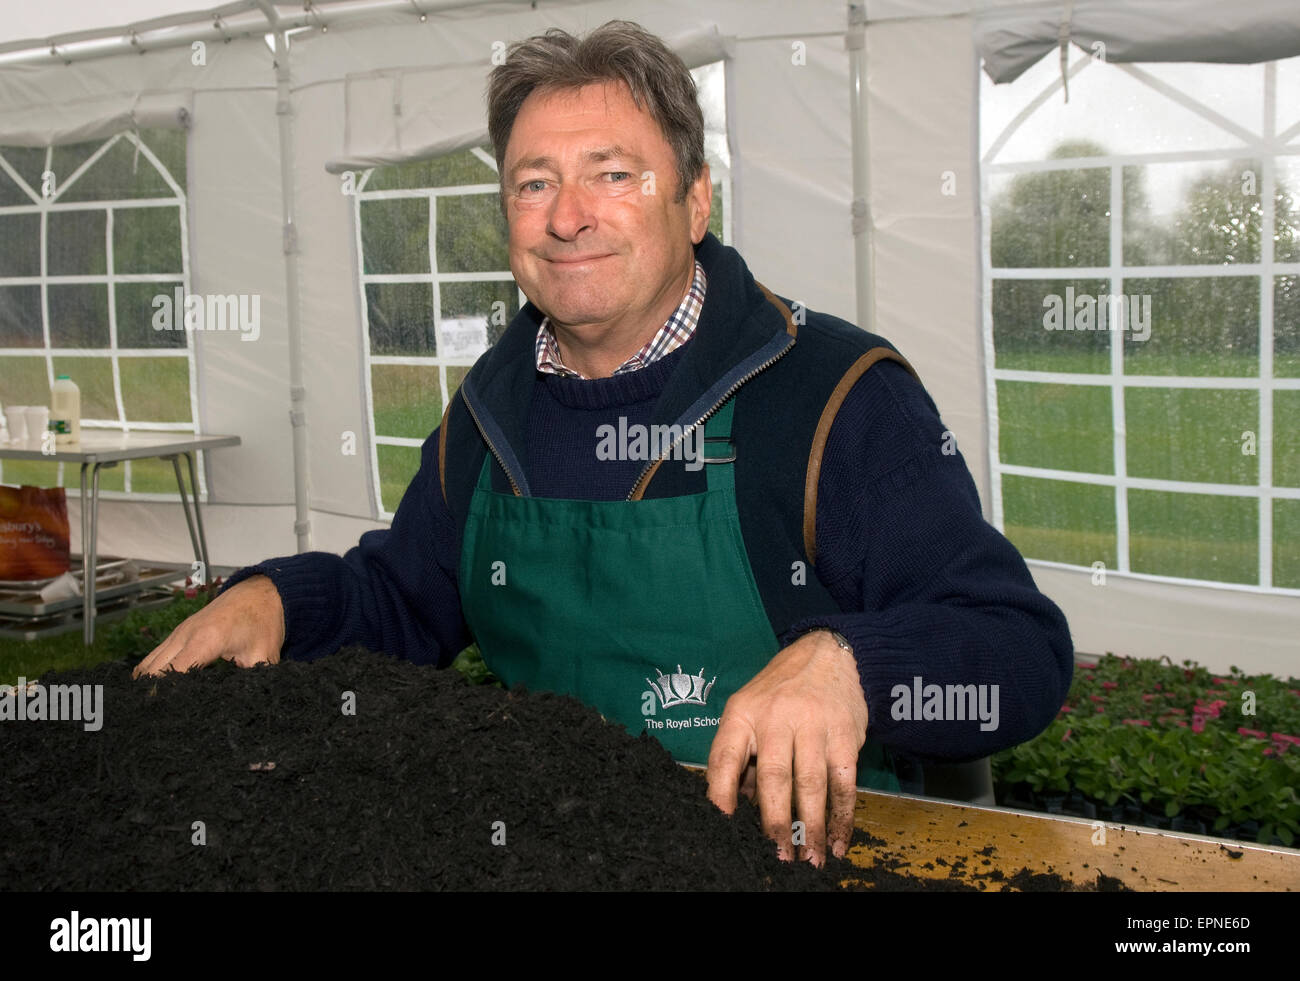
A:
[136, 21, 1072, 866]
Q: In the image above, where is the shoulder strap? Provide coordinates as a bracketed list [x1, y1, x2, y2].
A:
[802, 347, 920, 564]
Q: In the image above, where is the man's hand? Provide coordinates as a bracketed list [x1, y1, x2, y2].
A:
[132, 575, 285, 678]
[706, 630, 867, 866]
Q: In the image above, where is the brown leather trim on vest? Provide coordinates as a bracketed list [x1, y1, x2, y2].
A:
[756, 281, 798, 338]
[803, 347, 920, 565]
[630, 284, 798, 502]
[438, 398, 452, 509]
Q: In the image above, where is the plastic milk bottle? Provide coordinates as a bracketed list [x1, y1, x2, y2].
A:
[51, 374, 81, 447]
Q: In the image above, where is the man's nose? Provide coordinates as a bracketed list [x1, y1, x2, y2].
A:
[547, 180, 596, 240]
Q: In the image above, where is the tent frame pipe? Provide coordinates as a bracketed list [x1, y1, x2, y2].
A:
[0, 0, 532, 67]
[254, 0, 312, 553]
[847, 2, 872, 333]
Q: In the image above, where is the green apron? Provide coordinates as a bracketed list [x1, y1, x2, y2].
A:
[458, 396, 900, 791]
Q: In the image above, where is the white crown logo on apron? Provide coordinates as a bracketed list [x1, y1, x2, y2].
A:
[646, 666, 717, 709]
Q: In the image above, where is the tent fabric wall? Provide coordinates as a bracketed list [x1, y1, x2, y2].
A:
[1, 0, 1296, 676]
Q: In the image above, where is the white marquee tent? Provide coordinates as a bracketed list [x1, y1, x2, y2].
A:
[1, 0, 1296, 674]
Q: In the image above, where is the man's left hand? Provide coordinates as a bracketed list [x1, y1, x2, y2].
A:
[705, 629, 867, 866]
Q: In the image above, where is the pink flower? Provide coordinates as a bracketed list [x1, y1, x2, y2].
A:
[1192, 717, 1206, 733]
[1207, 689, 1227, 697]
[1089, 694, 1105, 702]
[1271, 733, 1300, 746]
[1212, 677, 1231, 685]
[1175, 720, 1189, 728]
[1237, 728, 1268, 739]
[1102, 681, 1119, 690]
[1061, 728, 1073, 742]
[1058, 705, 1073, 714]
[1077, 662, 1097, 671]
[1154, 682, 1163, 691]
[1095, 707, 1106, 714]
[1142, 694, 1155, 702]
[1121, 719, 1151, 726]
[1263, 748, 1276, 757]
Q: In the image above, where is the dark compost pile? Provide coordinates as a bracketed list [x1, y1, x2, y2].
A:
[1, 647, 1126, 891]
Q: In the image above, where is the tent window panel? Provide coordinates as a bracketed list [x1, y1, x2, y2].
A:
[1, 147, 46, 195]
[128, 456, 181, 494]
[365, 150, 497, 192]
[1274, 501, 1300, 589]
[0, 167, 29, 207]
[0, 286, 43, 347]
[119, 358, 190, 423]
[447, 365, 470, 396]
[0, 356, 48, 403]
[708, 182, 725, 244]
[376, 444, 422, 515]
[360, 198, 429, 275]
[58, 137, 172, 202]
[371, 364, 442, 440]
[439, 280, 518, 349]
[47, 209, 106, 275]
[1277, 275, 1300, 377]
[48, 284, 110, 348]
[113, 206, 182, 275]
[365, 282, 436, 355]
[1128, 490, 1257, 586]
[988, 165, 1110, 268]
[1123, 160, 1265, 266]
[1125, 389, 1259, 485]
[144, 130, 186, 193]
[48, 141, 100, 190]
[49, 356, 115, 420]
[1275, 391, 1300, 489]
[1278, 157, 1300, 264]
[0, 459, 58, 488]
[0, 213, 39, 277]
[1121, 276, 1258, 377]
[116, 281, 187, 348]
[993, 277, 1111, 372]
[1001, 475, 1117, 568]
[435, 194, 508, 274]
[997, 381, 1114, 473]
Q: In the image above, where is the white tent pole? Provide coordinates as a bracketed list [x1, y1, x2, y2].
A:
[254, 0, 312, 553]
[847, 2, 872, 333]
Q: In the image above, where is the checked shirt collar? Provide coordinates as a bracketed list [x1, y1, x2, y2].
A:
[534, 259, 706, 379]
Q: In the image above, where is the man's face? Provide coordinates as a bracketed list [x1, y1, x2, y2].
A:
[502, 81, 711, 348]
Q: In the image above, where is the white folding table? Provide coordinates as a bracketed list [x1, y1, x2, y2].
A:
[0, 431, 240, 643]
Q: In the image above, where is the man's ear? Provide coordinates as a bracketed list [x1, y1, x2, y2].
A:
[688, 162, 712, 243]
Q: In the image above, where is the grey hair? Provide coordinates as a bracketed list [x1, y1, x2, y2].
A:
[486, 20, 706, 207]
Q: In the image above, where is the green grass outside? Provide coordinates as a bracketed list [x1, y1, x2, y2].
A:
[996, 350, 1291, 585]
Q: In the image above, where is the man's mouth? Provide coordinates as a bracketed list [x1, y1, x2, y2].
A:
[544, 253, 614, 265]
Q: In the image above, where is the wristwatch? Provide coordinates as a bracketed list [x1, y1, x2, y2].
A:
[825, 629, 854, 656]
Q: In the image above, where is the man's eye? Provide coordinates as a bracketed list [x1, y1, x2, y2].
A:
[520, 180, 547, 194]
[605, 171, 632, 183]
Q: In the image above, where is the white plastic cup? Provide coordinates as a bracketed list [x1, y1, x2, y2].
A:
[3, 405, 28, 442]
[25, 405, 49, 443]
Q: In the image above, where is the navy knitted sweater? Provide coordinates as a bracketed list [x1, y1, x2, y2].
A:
[225, 279, 1073, 767]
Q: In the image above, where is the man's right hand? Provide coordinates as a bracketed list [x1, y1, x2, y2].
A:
[132, 574, 285, 678]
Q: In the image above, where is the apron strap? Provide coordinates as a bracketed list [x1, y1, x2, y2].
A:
[703, 396, 737, 494]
